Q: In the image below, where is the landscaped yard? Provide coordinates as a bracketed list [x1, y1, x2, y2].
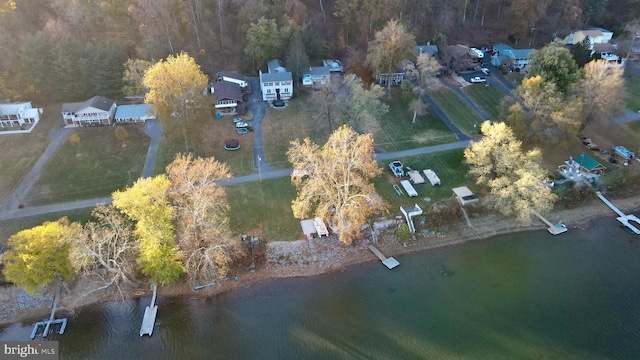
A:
[463, 84, 507, 119]
[153, 117, 255, 177]
[0, 104, 62, 203]
[27, 125, 149, 205]
[427, 87, 484, 136]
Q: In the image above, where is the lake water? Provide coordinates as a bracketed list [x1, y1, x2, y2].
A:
[2, 217, 640, 359]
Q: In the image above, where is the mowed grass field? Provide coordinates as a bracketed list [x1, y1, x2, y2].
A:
[0, 104, 61, 203]
[27, 125, 149, 205]
[262, 89, 458, 169]
[427, 87, 484, 136]
[463, 84, 507, 120]
[374, 89, 457, 152]
[227, 178, 302, 241]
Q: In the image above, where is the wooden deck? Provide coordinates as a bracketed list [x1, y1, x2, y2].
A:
[368, 245, 399, 269]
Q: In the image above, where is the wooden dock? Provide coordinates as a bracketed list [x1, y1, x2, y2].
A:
[596, 192, 640, 234]
[140, 283, 158, 337]
[532, 210, 567, 235]
[368, 245, 399, 269]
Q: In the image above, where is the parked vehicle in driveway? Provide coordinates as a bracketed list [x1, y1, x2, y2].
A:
[481, 68, 490, 76]
[235, 121, 248, 128]
[233, 117, 243, 123]
[470, 77, 486, 83]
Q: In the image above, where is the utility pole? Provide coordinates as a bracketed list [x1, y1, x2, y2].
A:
[257, 155, 262, 182]
[529, 27, 536, 48]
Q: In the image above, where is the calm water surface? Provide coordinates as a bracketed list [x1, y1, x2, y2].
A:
[2, 217, 640, 359]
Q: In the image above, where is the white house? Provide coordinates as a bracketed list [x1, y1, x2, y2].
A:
[114, 104, 155, 123]
[259, 59, 293, 102]
[565, 28, 614, 46]
[61, 96, 116, 127]
[0, 102, 42, 128]
[309, 66, 331, 87]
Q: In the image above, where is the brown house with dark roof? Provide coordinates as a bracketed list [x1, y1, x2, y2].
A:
[212, 81, 244, 114]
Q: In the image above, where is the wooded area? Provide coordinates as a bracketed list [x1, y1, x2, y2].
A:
[0, 0, 637, 102]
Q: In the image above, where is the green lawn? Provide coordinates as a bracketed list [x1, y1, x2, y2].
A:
[227, 178, 302, 241]
[427, 87, 484, 136]
[262, 96, 329, 169]
[374, 149, 473, 211]
[0, 104, 62, 202]
[624, 66, 640, 111]
[463, 84, 507, 120]
[374, 90, 457, 152]
[0, 208, 94, 245]
[262, 89, 457, 168]
[27, 125, 149, 205]
[153, 117, 255, 177]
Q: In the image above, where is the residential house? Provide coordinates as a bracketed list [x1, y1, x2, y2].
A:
[114, 104, 155, 123]
[61, 96, 116, 127]
[309, 66, 331, 87]
[216, 71, 250, 93]
[212, 81, 244, 114]
[565, 28, 624, 67]
[592, 43, 624, 67]
[0, 101, 42, 129]
[490, 44, 533, 70]
[259, 59, 293, 102]
[447, 44, 479, 72]
[416, 43, 439, 57]
[565, 28, 613, 46]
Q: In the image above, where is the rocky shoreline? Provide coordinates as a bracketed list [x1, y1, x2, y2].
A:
[1, 195, 639, 328]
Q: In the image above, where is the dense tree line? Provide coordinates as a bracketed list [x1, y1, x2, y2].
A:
[0, 0, 637, 102]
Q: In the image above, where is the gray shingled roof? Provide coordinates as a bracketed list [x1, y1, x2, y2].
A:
[61, 96, 114, 113]
[213, 81, 242, 101]
[261, 72, 292, 82]
[310, 66, 330, 76]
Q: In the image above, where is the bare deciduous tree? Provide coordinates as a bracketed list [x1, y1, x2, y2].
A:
[166, 153, 243, 285]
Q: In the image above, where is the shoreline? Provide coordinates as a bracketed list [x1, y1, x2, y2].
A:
[1, 194, 639, 328]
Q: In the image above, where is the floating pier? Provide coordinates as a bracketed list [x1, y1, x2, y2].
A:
[140, 283, 158, 337]
[596, 192, 640, 234]
[532, 210, 567, 235]
[368, 245, 399, 269]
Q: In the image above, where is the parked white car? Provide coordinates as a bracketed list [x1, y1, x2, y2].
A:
[470, 77, 486, 83]
[235, 121, 248, 128]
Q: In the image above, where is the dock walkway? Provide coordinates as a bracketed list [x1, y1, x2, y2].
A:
[532, 210, 567, 235]
[140, 283, 158, 337]
[596, 192, 640, 234]
[368, 245, 399, 269]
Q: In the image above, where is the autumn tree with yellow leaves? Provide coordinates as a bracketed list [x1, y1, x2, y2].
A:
[287, 125, 385, 244]
[143, 52, 208, 151]
[464, 121, 557, 223]
[3, 218, 79, 295]
[112, 176, 184, 285]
